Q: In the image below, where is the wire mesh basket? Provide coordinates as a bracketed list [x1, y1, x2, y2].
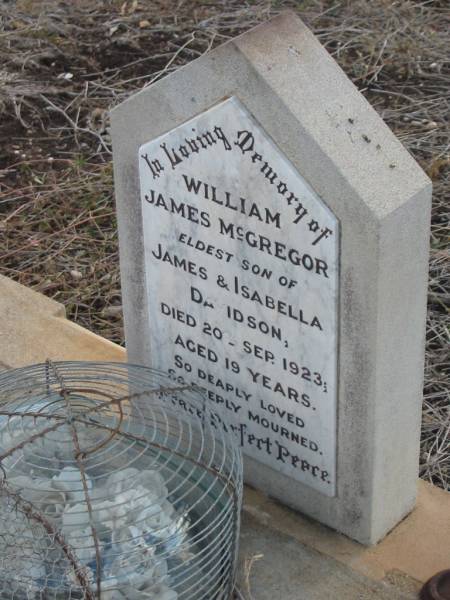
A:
[0, 361, 243, 600]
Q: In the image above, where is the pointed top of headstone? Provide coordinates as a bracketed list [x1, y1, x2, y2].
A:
[112, 11, 430, 220]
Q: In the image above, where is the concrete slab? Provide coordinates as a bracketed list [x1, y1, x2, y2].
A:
[237, 513, 416, 599]
[0, 275, 126, 368]
[242, 482, 449, 589]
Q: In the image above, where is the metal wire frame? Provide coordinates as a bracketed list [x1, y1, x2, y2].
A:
[0, 361, 243, 599]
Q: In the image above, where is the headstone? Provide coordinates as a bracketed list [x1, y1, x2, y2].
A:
[111, 11, 431, 544]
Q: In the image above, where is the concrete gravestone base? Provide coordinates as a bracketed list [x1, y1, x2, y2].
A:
[111, 12, 431, 544]
[2, 275, 450, 599]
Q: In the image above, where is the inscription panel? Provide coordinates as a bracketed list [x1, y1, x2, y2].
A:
[139, 97, 339, 495]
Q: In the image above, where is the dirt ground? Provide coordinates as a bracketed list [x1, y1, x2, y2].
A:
[0, 0, 449, 489]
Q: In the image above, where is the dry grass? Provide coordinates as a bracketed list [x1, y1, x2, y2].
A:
[0, 0, 449, 489]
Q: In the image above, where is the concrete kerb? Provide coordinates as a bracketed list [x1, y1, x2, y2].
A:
[1, 275, 448, 597]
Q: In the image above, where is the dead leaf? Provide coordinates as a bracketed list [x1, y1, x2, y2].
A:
[11, 20, 27, 29]
[427, 157, 450, 180]
[423, 121, 438, 131]
[70, 270, 83, 281]
[121, 0, 139, 15]
[103, 305, 123, 318]
[139, 19, 151, 28]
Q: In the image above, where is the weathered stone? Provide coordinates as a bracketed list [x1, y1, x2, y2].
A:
[111, 12, 431, 544]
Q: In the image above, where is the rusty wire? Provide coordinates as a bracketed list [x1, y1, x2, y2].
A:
[0, 361, 243, 599]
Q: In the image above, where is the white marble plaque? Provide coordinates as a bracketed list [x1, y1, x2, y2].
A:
[139, 97, 338, 496]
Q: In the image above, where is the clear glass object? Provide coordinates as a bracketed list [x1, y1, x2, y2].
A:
[0, 362, 243, 600]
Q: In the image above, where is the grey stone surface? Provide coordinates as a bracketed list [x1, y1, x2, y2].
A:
[237, 513, 416, 600]
[138, 96, 339, 496]
[111, 11, 431, 544]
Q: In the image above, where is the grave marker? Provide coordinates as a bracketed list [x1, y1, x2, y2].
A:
[111, 12, 431, 544]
